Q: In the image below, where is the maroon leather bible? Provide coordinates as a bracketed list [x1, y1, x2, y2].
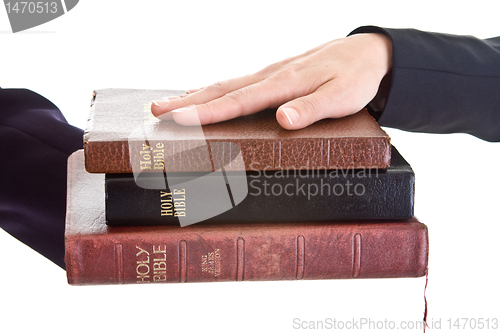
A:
[83, 89, 391, 173]
[66, 150, 428, 285]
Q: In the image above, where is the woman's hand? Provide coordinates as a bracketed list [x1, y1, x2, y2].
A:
[151, 33, 392, 130]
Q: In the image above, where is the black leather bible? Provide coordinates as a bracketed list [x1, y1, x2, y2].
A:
[105, 146, 414, 226]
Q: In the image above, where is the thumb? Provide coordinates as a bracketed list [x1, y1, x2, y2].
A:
[276, 81, 367, 130]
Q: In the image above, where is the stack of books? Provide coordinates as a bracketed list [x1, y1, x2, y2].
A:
[65, 88, 428, 285]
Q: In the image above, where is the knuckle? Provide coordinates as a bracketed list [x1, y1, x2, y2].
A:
[296, 97, 322, 117]
[206, 80, 229, 94]
[198, 103, 215, 124]
[224, 88, 247, 116]
[179, 96, 191, 105]
[257, 60, 286, 76]
[272, 63, 302, 83]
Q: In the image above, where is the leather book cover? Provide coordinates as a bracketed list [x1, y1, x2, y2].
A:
[66, 150, 428, 285]
[83, 89, 391, 173]
[105, 145, 414, 226]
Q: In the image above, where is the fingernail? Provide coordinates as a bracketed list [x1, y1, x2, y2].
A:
[281, 107, 300, 125]
[172, 105, 201, 126]
[171, 107, 191, 113]
[156, 111, 174, 121]
[155, 106, 192, 121]
[151, 100, 169, 107]
[162, 96, 181, 101]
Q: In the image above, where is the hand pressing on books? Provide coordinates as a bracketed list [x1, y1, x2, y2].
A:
[150, 33, 392, 130]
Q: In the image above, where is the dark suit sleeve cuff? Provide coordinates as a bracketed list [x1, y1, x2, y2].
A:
[347, 26, 500, 141]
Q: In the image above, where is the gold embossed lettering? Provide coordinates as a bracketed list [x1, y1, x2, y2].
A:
[201, 249, 221, 277]
[153, 273, 167, 282]
[160, 191, 173, 216]
[153, 261, 166, 270]
[136, 246, 151, 283]
[153, 245, 166, 254]
[136, 245, 149, 258]
[172, 188, 186, 217]
[153, 142, 166, 170]
[201, 255, 208, 272]
[139, 144, 153, 170]
[152, 244, 167, 282]
[173, 189, 185, 195]
[136, 245, 168, 283]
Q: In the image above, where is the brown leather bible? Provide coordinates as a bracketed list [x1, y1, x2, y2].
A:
[66, 150, 427, 285]
[83, 89, 391, 173]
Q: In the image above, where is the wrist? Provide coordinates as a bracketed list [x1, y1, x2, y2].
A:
[371, 33, 393, 77]
[346, 26, 394, 77]
[346, 32, 393, 113]
[357, 33, 393, 80]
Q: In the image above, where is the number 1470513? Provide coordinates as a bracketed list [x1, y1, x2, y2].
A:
[447, 318, 498, 330]
[5, 2, 58, 14]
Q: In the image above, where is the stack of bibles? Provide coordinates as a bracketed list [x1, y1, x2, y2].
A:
[65, 89, 428, 285]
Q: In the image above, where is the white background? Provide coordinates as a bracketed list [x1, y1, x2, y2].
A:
[1, 1, 499, 332]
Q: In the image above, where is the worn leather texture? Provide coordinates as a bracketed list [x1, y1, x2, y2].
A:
[105, 145, 414, 226]
[66, 150, 427, 285]
[83, 89, 391, 173]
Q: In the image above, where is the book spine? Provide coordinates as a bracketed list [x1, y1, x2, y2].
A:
[65, 221, 428, 285]
[105, 167, 414, 226]
[84, 137, 391, 173]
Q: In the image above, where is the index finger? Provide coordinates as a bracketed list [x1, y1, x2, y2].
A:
[170, 74, 310, 126]
[150, 74, 262, 118]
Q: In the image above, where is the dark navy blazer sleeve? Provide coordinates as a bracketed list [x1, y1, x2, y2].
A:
[350, 26, 500, 142]
[0, 88, 83, 268]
